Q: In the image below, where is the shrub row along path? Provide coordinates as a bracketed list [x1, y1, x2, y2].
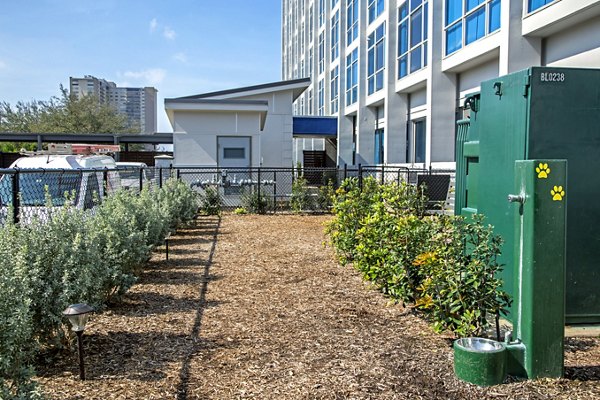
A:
[39, 215, 600, 399]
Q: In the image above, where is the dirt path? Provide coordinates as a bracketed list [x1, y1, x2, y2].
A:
[38, 215, 600, 399]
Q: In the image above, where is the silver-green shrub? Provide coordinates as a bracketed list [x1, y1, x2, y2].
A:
[0, 177, 198, 398]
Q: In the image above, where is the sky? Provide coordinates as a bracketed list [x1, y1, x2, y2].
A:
[0, 0, 283, 132]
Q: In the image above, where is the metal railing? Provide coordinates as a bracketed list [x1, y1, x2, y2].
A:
[0, 165, 455, 224]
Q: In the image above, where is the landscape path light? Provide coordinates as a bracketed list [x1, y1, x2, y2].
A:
[62, 303, 94, 380]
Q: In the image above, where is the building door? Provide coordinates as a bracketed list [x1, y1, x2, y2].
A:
[374, 128, 384, 164]
[217, 136, 251, 168]
[408, 119, 426, 164]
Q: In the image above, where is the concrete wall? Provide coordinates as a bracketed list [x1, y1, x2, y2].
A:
[172, 111, 261, 167]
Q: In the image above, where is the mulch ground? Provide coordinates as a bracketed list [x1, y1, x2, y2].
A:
[37, 214, 600, 399]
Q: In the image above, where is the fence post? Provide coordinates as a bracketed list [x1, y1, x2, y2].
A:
[176, 168, 181, 180]
[257, 167, 261, 202]
[273, 170, 277, 211]
[358, 163, 363, 191]
[139, 168, 144, 191]
[159, 167, 163, 188]
[381, 164, 385, 185]
[11, 171, 19, 224]
[103, 169, 108, 197]
[344, 163, 347, 181]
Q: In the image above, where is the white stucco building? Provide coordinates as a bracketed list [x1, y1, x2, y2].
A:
[282, 0, 600, 167]
[164, 79, 310, 168]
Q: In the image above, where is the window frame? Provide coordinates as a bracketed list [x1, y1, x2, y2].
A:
[444, 0, 501, 56]
[397, 0, 428, 80]
[367, 22, 386, 95]
[346, 0, 359, 45]
[330, 66, 339, 114]
[368, 0, 385, 24]
[345, 48, 359, 106]
[331, 10, 340, 61]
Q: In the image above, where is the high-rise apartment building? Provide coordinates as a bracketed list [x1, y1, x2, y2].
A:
[282, 0, 600, 167]
[70, 76, 158, 134]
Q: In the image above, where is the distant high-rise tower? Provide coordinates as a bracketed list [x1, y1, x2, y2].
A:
[69, 75, 157, 134]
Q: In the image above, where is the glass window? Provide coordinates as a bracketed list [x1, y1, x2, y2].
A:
[374, 129, 384, 164]
[444, 0, 500, 55]
[368, 22, 386, 95]
[0, 171, 82, 207]
[331, 0, 339, 7]
[331, 10, 339, 60]
[308, 4, 314, 43]
[528, 0, 555, 13]
[346, 0, 359, 45]
[445, 0, 462, 25]
[345, 48, 358, 105]
[368, 0, 385, 23]
[445, 21, 462, 54]
[465, 7, 485, 45]
[408, 119, 426, 163]
[318, 79, 325, 115]
[489, 0, 500, 32]
[224, 148, 245, 159]
[330, 66, 339, 114]
[318, 32, 325, 74]
[319, 0, 325, 26]
[398, 1, 428, 79]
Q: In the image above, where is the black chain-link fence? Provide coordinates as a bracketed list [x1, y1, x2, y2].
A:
[0, 165, 455, 225]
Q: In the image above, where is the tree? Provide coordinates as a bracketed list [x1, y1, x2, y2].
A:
[0, 85, 137, 135]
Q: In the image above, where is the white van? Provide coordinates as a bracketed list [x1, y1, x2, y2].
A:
[0, 154, 121, 224]
[115, 161, 151, 190]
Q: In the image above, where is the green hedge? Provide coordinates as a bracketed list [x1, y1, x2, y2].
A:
[325, 177, 510, 338]
[0, 179, 198, 398]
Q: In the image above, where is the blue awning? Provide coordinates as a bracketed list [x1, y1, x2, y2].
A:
[293, 116, 337, 138]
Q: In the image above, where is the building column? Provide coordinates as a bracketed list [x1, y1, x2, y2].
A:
[428, 0, 458, 164]
[499, 1, 542, 75]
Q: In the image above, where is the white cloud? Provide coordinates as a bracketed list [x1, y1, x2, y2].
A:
[0, 60, 6, 69]
[149, 18, 158, 33]
[173, 52, 187, 63]
[163, 27, 176, 40]
[121, 68, 167, 86]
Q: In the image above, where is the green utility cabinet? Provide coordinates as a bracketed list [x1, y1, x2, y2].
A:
[456, 67, 600, 324]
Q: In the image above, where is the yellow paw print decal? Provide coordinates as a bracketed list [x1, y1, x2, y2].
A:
[536, 163, 551, 179]
[551, 186, 565, 201]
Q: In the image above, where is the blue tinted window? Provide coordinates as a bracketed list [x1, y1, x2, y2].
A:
[398, 0, 428, 79]
[445, 0, 462, 25]
[410, 0, 422, 11]
[414, 121, 426, 163]
[489, 0, 500, 32]
[410, 45, 422, 72]
[398, 21, 408, 55]
[374, 129, 384, 164]
[399, 3, 408, 20]
[410, 8, 422, 47]
[446, 22, 462, 54]
[398, 55, 408, 79]
[528, 0, 555, 12]
[466, 0, 484, 12]
[465, 7, 485, 45]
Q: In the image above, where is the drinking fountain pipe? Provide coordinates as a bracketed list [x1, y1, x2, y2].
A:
[505, 159, 567, 379]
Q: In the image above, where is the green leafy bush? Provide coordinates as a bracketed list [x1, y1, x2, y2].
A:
[199, 187, 222, 215]
[316, 179, 335, 212]
[326, 177, 510, 337]
[240, 187, 272, 214]
[324, 177, 381, 265]
[290, 176, 314, 213]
